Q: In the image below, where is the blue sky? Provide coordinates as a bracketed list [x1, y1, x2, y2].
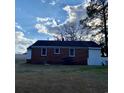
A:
[15, 0, 87, 54]
[16, 0, 84, 39]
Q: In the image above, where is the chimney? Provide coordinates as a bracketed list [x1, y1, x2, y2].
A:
[60, 33, 64, 41]
[62, 37, 64, 41]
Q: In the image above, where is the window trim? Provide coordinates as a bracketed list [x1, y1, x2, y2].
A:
[54, 48, 60, 54]
[69, 48, 75, 57]
[41, 48, 47, 56]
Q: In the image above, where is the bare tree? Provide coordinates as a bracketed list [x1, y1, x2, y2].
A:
[54, 22, 88, 41]
[80, 0, 108, 56]
[62, 23, 77, 41]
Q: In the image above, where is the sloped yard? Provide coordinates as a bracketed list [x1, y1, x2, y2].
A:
[15, 61, 108, 93]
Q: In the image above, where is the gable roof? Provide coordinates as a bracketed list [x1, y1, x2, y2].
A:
[28, 40, 100, 49]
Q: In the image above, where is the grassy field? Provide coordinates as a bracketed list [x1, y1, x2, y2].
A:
[15, 60, 108, 93]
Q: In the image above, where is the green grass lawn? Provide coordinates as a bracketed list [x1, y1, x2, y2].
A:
[15, 61, 108, 93]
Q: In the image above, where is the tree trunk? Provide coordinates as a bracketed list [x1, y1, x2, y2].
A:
[103, 5, 108, 56]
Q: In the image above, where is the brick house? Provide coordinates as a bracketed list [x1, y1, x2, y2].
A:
[26, 40, 102, 65]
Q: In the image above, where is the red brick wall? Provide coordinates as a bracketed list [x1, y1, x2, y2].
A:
[31, 47, 88, 65]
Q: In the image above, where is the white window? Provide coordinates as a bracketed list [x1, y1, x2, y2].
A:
[41, 48, 47, 56]
[69, 48, 75, 57]
[54, 48, 60, 54]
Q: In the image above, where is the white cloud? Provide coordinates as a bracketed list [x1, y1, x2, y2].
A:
[15, 22, 23, 31]
[84, 0, 91, 8]
[41, 0, 46, 3]
[63, 3, 87, 23]
[34, 2, 102, 42]
[15, 22, 36, 54]
[49, 1, 56, 6]
[35, 17, 59, 36]
[15, 31, 36, 54]
[35, 23, 48, 34]
[35, 3, 89, 40]
[40, 0, 57, 5]
[36, 17, 58, 27]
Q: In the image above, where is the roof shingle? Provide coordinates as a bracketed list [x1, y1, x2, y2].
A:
[28, 40, 100, 49]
